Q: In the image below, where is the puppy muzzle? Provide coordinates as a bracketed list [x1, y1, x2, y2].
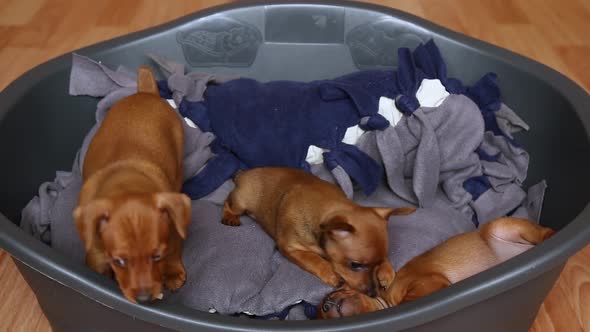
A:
[321, 296, 346, 317]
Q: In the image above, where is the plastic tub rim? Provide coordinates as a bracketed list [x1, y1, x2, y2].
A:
[1, 0, 589, 331]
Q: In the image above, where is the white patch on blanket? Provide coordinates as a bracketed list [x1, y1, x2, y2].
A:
[306, 145, 327, 165]
[184, 117, 198, 129]
[338, 96, 403, 147]
[167, 98, 198, 129]
[304, 79, 448, 165]
[342, 125, 366, 145]
[378, 96, 404, 128]
[416, 79, 449, 107]
[166, 99, 176, 108]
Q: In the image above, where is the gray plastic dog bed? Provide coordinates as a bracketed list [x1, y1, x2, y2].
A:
[1, 1, 589, 331]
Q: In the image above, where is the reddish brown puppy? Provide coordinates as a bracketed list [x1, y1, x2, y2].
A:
[318, 217, 555, 318]
[221, 167, 415, 295]
[73, 66, 191, 303]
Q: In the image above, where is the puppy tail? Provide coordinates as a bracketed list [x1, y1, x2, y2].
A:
[137, 66, 159, 95]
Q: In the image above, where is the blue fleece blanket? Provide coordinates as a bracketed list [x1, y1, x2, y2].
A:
[178, 73, 400, 198]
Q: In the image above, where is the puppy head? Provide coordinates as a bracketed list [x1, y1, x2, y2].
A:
[320, 207, 397, 295]
[74, 192, 191, 303]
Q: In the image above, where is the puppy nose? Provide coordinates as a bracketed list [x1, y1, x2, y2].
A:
[322, 297, 343, 313]
[135, 290, 152, 303]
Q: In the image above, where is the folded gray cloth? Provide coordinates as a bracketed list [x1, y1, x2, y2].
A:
[507, 180, 547, 222]
[356, 95, 484, 214]
[147, 53, 239, 105]
[479, 131, 529, 190]
[22, 166, 474, 318]
[69, 54, 136, 123]
[358, 93, 538, 226]
[49, 167, 85, 262]
[20, 181, 62, 244]
[69, 53, 238, 120]
[495, 103, 530, 139]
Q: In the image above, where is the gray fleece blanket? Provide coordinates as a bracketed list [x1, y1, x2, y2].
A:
[357, 95, 533, 223]
[20, 53, 546, 319]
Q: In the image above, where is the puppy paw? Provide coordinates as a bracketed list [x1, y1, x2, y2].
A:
[221, 212, 241, 226]
[542, 228, 556, 241]
[101, 268, 114, 279]
[165, 268, 187, 292]
[318, 289, 378, 319]
[121, 289, 139, 304]
[319, 270, 345, 288]
[87, 257, 113, 278]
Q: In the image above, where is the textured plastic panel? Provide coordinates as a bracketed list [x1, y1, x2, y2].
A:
[266, 6, 345, 43]
[346, 19, 428, 68]
[177, 16, 262, 67]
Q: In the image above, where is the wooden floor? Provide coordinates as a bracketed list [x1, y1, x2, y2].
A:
[0, 0, 589, 331]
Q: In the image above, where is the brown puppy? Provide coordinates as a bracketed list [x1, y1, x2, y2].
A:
[318, 217, 555, 318]
[221, 167, 415, 295]
[73, 66, 191, 304]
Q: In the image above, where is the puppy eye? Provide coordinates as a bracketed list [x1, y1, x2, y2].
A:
[113, 257, 127, 268]
[348, 261, 366, 272]
[151, 253, 163, 262]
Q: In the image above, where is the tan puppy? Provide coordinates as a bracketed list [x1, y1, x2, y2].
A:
[73, 67, 191, 303]
[221, 167, 415, 295]
[318, 217, 555, 318]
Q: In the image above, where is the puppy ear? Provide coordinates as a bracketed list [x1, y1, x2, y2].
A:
[137, 66, 159, 95]
[321, 215, 355, 239]
[373, 207, 417, 221]
[154, 193, 192, 239]
[73, 199, 111, 251]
